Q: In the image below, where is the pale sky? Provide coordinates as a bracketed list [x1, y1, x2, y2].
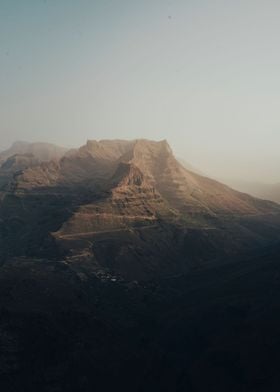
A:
[1, 0, 280, 182]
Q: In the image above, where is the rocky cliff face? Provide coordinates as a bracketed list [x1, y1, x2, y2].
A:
[7, 138, 279, 213]
[1, 139, 280, 279]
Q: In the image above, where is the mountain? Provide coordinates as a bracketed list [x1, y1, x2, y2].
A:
[223, 178, 280, 204]
[0, 141, 68, 191]
[9, 139, 278, 214]
[1, 139, 280, 391]
[0, 141, 68, 164]
[1, 139, 280, 280]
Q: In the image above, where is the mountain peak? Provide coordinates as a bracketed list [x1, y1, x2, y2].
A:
[83, 139, 133, 160]
[1, 137, 280, 282]
[132, 138, 172, 152]
[112, 162, 145, 187]
[3, 138, 279, 218]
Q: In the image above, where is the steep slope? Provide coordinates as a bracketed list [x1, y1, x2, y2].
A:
[10, 138, 280, 215]
[125, 139, 277, 217]
[56, 162, 168, 236]
[1, 139, 280, 279]
[54, 161, 182, 280]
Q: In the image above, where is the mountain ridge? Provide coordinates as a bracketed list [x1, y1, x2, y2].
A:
[7, 139, 280, 214]
[1, 138, 279, 280]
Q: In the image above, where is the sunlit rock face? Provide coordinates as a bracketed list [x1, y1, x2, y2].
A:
[0, 139, 280, 279]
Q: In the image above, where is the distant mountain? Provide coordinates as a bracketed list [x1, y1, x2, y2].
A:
[0, 141, 68, 191]
[222, 178, 280, 204]
[0, 141, 68, 165]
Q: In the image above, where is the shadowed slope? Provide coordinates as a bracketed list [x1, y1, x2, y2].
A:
[1, 139, 280, 279]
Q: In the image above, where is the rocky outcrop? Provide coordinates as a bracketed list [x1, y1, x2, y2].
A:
[1, 138, 280, 279]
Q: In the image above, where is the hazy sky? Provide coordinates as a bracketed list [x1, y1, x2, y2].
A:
[1, 0, 280, 182]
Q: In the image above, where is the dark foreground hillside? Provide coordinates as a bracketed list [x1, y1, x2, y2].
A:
[1, 243, 280, 392]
